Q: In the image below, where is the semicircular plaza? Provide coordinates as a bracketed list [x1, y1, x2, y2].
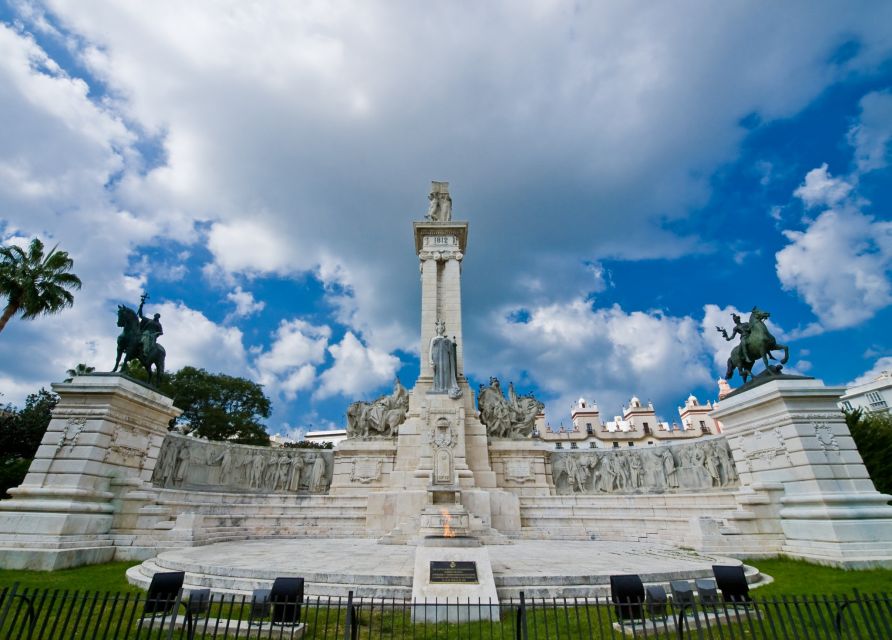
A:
[127, 538, 763, 600]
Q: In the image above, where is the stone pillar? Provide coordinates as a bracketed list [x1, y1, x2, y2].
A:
[712, 377, 892, 568]
[442, 257, 464, 375]
[414, 220, 468, 389]
[0, 374, 181, 570]
[419, 256, 438, 380]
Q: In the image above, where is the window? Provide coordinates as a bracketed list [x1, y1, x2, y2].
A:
[841, 401, 853, 411]
[555, 442, 563, 449]
[586, 422, 593, 434]
[589, 442, 597, 448]
[700, 420, 710, 434]
[628, 442, 634, 447]
[612, 442, 620, 449]
[648, 441, 654, 446]
[570, 442, 578, 449]
[643, 421, 651, 435]
[866, 392, 888, 410]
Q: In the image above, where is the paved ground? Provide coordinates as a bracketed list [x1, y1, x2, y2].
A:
[130, 538, 749, 598]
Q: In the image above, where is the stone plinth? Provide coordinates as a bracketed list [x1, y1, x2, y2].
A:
[712, 377, 892, 568]
[411, 537, 499, 622]
[0, 374, 181, 570]
[329, 438, 397, 495]
[488, 439, 554, 497]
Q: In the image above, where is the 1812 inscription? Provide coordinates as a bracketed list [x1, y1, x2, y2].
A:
[429, 561, 478, 584]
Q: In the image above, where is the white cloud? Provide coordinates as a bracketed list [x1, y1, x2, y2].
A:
[472, 299, 713, 421]
[849, 90, 892, 173]
[701, 304, 792, 374]
[315, 332, 401, 400]
[150, 301, 248, 374]
[793, 164, 854, 209]
[252, 319, 330, 400]
[776, 209, 892, 329]
[4, 2, 892, 424]
[226, 286, 266, 320]
[849, 356, 892, 387]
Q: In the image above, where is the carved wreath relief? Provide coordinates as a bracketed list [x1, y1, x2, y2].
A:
[350, 458, 383, 484]
[54, 417, 86, 456]
[738, 427, 791, 471]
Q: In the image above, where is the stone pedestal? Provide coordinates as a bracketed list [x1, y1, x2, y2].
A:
[488, 439, 554, 497]
[329, 439, 397, 495]
[712, 377, 892, 568]
[411, 537, 499, 622]
[0, 374, 181, 570]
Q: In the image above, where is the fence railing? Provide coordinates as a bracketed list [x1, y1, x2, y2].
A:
[1, 583, 891, 639]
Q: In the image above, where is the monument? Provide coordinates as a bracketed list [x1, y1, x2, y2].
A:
[3, 181, 892, 604]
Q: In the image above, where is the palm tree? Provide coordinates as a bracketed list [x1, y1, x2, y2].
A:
[64, 363, 95, 382]
[0, 238, 82, 334]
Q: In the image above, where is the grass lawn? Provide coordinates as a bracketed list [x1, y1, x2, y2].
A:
[751, 557, 892, 596]
[2, 556, 890, 596]
[0, 561, 141, 593]
[1, 557, 890, 639]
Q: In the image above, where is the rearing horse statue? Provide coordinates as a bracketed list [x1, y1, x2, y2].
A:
[112, 305, 166, 384]
[724, 307, 789, 384]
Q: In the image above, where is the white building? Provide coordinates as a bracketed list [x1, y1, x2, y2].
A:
[534, 394, 720, 450]
[839, 370, 892, 414]
[304, 428, 348, 447]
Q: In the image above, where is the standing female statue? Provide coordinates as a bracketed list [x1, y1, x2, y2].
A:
[429, 319, 461, 398]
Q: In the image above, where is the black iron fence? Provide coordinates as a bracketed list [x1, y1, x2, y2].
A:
[2, 584, 891, 639]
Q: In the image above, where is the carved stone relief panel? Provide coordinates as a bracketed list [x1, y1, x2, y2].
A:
[550, 437, 739, 495]
[151, 434, 333, 493]
[504, 458, 536, 484]
[350, 458, 383, 484]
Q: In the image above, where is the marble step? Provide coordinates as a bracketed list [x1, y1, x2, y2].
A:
[127, 557, 412, 599]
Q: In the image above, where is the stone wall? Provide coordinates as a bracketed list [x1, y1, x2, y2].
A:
[550, 437, 738, 495]
[152, 434, 333, 494]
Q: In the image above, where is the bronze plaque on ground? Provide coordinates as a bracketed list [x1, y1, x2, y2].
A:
[429, 560, 479, 584]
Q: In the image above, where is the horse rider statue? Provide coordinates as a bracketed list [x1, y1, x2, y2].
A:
[717, 306, 789, 385]
[112, 292, 167, 384]
[137, 294, 164, 356]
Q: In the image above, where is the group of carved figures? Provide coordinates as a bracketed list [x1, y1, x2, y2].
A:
[152, 436, 331, 493]
[478, 377, 544, 439]
[552, 439, 738, 495]
[347, 378, 409, 439]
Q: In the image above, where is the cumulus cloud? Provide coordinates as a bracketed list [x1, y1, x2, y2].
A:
[4, 2, 892, 425]
[849, 356, 892, 386]
[777, 209, 892, 329]
[226, 286, 265, 320]
[151, 301, 249, 374]
[849, 90, 892, 173]
[252, 319, 331, 400]
[793, 164, 855, 210]
[471, 299, 713, 421]
[315, 332, 401, 400]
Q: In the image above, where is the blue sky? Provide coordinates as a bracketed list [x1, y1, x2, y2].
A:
[1, 2, 891, 437]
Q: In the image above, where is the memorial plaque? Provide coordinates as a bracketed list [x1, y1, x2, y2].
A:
[429, 560, 478, 584]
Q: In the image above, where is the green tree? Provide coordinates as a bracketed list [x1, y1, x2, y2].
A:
[0, 388, 58, 497]
[0, 238, 82, 334]
[283, 440, 334, 450]
[845, 408, 892, 496]
[166, 367, 271, 446]
[64, 363, 95, 382]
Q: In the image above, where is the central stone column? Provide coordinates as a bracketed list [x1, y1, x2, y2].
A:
[368, 184, 512, 543]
